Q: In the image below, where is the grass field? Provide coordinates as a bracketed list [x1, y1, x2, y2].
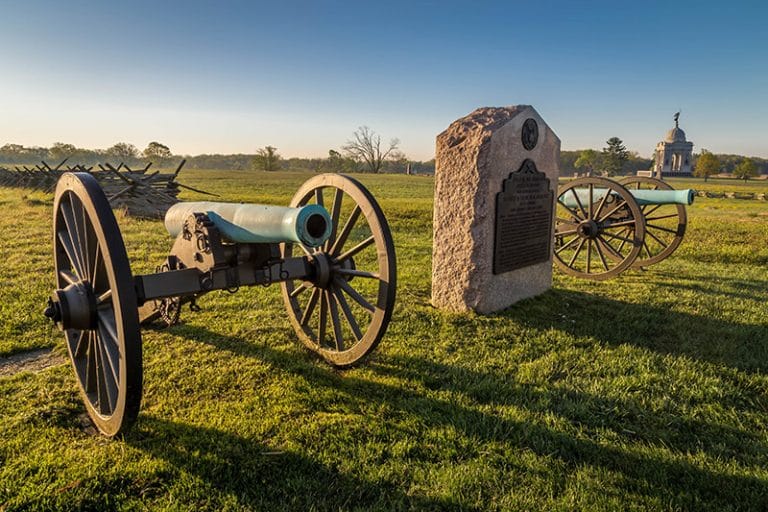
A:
[1, 170, 767, 511]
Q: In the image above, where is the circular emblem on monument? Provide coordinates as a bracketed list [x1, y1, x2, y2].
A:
[521, 118, 538, 150]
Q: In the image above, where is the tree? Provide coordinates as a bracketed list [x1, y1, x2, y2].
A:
[574, 149, 601, 176]
[0, 143, 25, 155]
[325, 149, 357, 173]
[602, 137, 629, 176]
[143, 141, 172, 160]
[342, 126, 400, 173]
[106, 142, 139, 160]
[49, 142, 78, 162]
[733, 157, 757, 182]
[252, 145, 281, 171]
[694, 150, 720, 182]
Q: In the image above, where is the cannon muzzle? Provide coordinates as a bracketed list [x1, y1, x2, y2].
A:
[164, 201, 332, 246]
[561, 187, 695, 208]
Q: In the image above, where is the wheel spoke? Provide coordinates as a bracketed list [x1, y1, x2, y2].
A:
[74, 329, 88, 358]
[592, 189, 611, 221]
[314, 188, 324, 208]
[85, 333, 97, 393]
[557, 198, 583, 221]
[327, 290, 345, 351]
[567, 238, 587, 267]
[97, 313, 119, 344]
[91, 239, 102, 292]
[330, 205, 362, 256]
[60, 199, 89, 280]
[95, 331, 117, 413]
[569, 188, 589, 220]
[555, 228, 578, 237]
[555, 234, 581, 255]
[645, 223, 678, 235]
[604, 219, 640, 228]
[333, 287, 362, 342]
[78, 198, 92, 281]
[555, 217, 578, 226]
[597, 200, 628, 223]
[596, 236, 623, 259]
[57, 230, 85, 277]
[94, 333, 112, 414]
[645, 229, 670, 249]
[97, 324, 120, 386]
[59, 269, 79, 286]
[601, 230, 636, 245]
[325, 188, 343, 251]
[586, 239, 592, 273]
[97, 289, 112, 305]
[317, 291, 328, 345]
[587, 184, 594, 220]
[645, 213, 679, 222]
[336, 235, 375, 263]
[335, 268, 380, 279]
[335, 277, 375, 313]
[643, 240, 653, 259]
[614, 228, 630, 253]
[300, 288, 320, 326]
[594, 238, 610, 271]
[290, 283, 308, 298]
[296, 244, 312, 257]
[643, 204, 663, 217]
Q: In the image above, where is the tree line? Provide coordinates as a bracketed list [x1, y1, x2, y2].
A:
[2, 133, 765, 179]
[561, 137, 768, 180]
[0, 141, 173, 167]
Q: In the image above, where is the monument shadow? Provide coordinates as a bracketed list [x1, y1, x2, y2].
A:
[500, 287, 768, 374]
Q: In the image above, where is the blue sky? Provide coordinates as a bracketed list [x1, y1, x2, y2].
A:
[0, 1, 766, 160]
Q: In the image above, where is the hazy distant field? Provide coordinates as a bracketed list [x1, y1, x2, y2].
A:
[1, 170, 767, 510]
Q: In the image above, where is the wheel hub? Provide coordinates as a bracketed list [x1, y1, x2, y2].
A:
[577, 219, 600, 239]
[311, 252, 333, 289]
[338, 256, 356, 282]
[45, 281, 97, 331]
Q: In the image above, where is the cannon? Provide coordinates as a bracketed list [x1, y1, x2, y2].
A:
[44, 172, 396, 436]
[554, 176, 693, 280]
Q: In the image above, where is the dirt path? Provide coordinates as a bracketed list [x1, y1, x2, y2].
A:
[0, 348, 67, 378]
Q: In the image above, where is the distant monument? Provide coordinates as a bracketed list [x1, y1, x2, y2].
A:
[649, 112, 694, 178]
[432, 106, 559, 314]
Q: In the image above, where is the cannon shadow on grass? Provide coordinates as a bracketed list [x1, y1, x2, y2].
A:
[173, 325, 768, 510]
[504, 287, 768, 374]
[125, 415, 469, 511]
[644, 270, 768, 303]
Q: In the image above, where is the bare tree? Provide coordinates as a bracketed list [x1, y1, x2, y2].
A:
[342, 126, 400, 173]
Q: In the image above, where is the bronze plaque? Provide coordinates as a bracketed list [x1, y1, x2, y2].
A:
[493, 159, 553, 274]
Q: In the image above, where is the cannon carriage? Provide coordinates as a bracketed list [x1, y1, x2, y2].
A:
[44, 172, 396, 436]
[554, 176, 694, 280]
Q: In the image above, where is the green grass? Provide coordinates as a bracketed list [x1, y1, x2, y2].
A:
[1, 170, 767, 511]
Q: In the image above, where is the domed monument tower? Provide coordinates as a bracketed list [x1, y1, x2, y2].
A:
[653, 112, 694, 178]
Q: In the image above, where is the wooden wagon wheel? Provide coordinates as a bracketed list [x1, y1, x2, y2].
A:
[45, 172, 142, 436]
[281, 174, 396, 367]
[620, 176, 687, 267]
[554, 177, 646, 280]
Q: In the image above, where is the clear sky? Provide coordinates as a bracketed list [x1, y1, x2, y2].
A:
[0, 1, 766, 160]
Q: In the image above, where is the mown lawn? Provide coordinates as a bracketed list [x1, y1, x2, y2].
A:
[1, 170, 767, 511]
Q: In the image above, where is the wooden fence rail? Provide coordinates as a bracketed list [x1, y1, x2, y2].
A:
[0, 159, 216, 218]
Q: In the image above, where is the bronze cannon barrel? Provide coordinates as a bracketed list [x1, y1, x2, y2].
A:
[561, 187, 695, 208]
[164, 201, 332, 246]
